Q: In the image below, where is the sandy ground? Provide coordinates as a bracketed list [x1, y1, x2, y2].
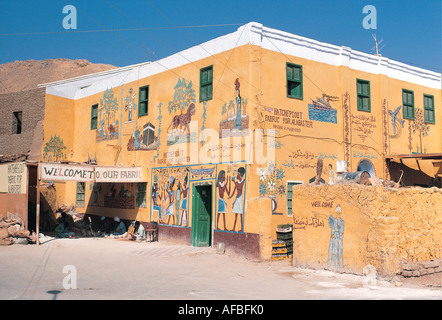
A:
[0, 236, 440, 301]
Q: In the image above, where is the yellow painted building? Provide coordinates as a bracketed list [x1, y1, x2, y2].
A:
[40, 22, 441, 259]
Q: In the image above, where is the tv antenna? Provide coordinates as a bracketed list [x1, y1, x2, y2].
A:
[142, 46, 155, 61]
[371, 34, 385, 56]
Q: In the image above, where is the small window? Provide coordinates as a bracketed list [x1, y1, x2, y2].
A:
[200, 66, 213, 102]
[357, 79, 371, 112]
[91, 104, 98, 130]
[12, 111, 22, 134]
[76, 182, 85, 207]
[136, 182, 147, 208]
[402, 89, 415, 120]
[286, 63, 303, 100]
[424, 94, 435, 124]
[286, 181, 302, 217]
[138, 85, 149, 117]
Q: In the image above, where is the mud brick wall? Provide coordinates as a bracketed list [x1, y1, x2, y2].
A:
[0, 88, 46, 156]
[400, 258, 442, 277]
[290, 184, 442, 277]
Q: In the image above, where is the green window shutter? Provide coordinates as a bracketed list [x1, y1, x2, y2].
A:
[138, 85, 149, 117]
[287, 183, 293, 216]
[357, 79, 371, 112]
[136, 183, 147, 208]
[424, 94, 435, 124]
[286, 63, 303, 100]
[200, 66, 213, 102]
[91, 104, 98, 130]
[402, 89, 415, 120]
[76, 182, 85, 207]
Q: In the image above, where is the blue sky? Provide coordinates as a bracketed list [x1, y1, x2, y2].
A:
[0, 0, 441, 72]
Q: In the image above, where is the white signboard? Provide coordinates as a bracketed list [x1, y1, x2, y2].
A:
[0, 162, 27, 194]
[40, 163, 144, 183]
[41, 163, 95, 182]
[95, 166, 144, 183]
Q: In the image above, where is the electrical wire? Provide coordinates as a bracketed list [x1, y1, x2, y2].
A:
[100, 0, 246, 106]
[0, 24, 245, 36]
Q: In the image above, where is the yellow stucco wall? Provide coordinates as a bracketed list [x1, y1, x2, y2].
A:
[42, 38, 441, 258]
[289, 184, 442, 276]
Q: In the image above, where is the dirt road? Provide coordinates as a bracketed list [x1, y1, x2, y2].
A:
[0, 237, 440, 301]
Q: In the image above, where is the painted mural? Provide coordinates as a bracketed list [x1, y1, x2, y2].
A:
[219, 79, 249, 138]
[411, 109, 430, 154]
[151, 166, 190, 226]
[216, 162, 246, 232]
[167, 78, 197, 146]
[127, 123, 159, 151]
[124, 87, 137, 123]
[388, 105, 405, 139]
[327, 204, 344, 271]
[104, 184, 135, 209]
[258, 162, 286, 214]
[124, 87, 159, 152]
[308, 95, 339, 124]
[43, 135, 67, 162]
[96, 88, 120, 142]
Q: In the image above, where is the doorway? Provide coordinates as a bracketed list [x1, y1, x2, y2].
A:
[357, 159, 376, 178]
[27, 165, 38, 232]
[191, 184, 212, 247]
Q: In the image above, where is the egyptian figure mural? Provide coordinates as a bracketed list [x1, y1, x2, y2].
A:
[328, 204, 344, 271]
[219, 79, 249, 137]
[216, 163, 246, 233]
[151, 167, 190, 227]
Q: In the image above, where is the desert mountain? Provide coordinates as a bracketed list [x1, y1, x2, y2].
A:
[0, 58, 117, 94]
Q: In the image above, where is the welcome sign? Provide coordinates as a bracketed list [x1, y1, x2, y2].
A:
[40, 163, 144, 183]
[41, 163, 95, 182]
[95, 166, 144, 183]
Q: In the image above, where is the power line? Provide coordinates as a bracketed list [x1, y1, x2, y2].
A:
[0, 23, 245, 36]
[100, 0, 244, 106]
[143, 0, 264, 96]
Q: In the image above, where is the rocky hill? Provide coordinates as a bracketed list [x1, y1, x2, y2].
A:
[0, 58, 117, 94]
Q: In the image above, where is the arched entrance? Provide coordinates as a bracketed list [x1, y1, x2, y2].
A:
[357, 159, 376, 177]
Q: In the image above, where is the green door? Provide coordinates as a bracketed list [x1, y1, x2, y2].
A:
[191, 185, 212, 247]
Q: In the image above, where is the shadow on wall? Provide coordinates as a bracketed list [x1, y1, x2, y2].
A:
[387, 160, 439, 187]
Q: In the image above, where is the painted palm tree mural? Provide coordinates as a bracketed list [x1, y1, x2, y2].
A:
[43, 135, 67, 162]
[97, 88, 120, 142]
[411, 109, 430, 154]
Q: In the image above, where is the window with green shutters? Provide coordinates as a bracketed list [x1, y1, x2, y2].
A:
[91, 104, 98, 129]
[138, 85, 149, 117]
[357, 79, 371, 112]
[286, 181, 302, 216]
[424, 94, 435, 124]
[402, 89, 415, 120]
[200, 66, 213, 102]
[286, 63, 303, 99]
[136, 182, 147, 208]
[76, 182, 85, 207]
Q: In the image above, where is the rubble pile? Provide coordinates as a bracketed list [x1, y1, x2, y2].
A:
[55, 204, 93, 237]
[0, 215, 37, 245]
